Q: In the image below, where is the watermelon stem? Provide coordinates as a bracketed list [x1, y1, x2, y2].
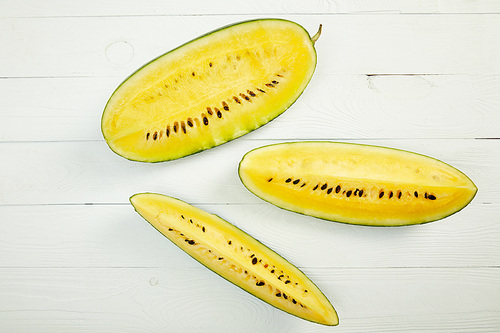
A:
[311, 24, 322, 44]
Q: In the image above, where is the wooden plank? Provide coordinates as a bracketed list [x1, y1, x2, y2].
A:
[0, 139, 492, 206]
[1, 14, 499, 78]
[0, 202, 498, 269]
[3, 0, 500, 17]
[2, 74, 499, 142]
[0, 267, 498, 332]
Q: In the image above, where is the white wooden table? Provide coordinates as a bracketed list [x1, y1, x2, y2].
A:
[1, 1, 499, 332]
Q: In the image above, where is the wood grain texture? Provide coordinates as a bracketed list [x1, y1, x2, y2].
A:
[0, 202, 498, 269]
[0, 267, 498, 332]
[1, 1, 499, 331]
[2, 0, 500, 17]
[1, 14, 500, 78]
[0, 139, 494, 206]
[2, 74, 500, 142]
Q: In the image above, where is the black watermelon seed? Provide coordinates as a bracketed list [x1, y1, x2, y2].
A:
[292, 299, 297, 304]
[359, 189, 364, 197]
[256, 281, 265, 286]
[222, 101, 229, 111]
[228, 240, 232, 245]
[233, 96, 241, 104]
[276, 293, 282, 297]
[285, 280, 291, 284]
[379, 191, 384, 198]
[203, 116, 209, 126]
[146, 132, 150, 140]
[301, 183, 306, 187]
[327, 188, 333, 194]
[209, 62, 213, 67]
[397, 191, 402, 199]
[346, 190, 352, 197]
[181, 122, 186, 134]
[293, 179, 300, 185]
[153, 132, 158, 140]
[173, 123, 178, 133]
[168, 228, 173, 231]
[187, 119, 193, 127]
[206, 107, 213, 115]
[285, 178, 292, 183]
[389, 191, 394, 198]
[202, 226, 205, 232]
[240, 93, 250, 101]
[187, 240, 195, 245]
[218, 257, 223, 260]
[425, 192, 428, 199]
[321, 183, 328, 190]
[272, 80, 279, 84]
[283, 294, 288, 300]
[265, 83, 275, 88]
[252, 257, 258, 265]
[354, 189, 359, 196]
[336, 185, 341, 193]
[191, 72, 195, 76]
[414, 191, 419, 198]
[215, 108, 222, 118]
[247, 90, 256, 97]
[267, 178, 273, 182]
[313, 184, 319, 190]
[428, 194, 436, 200]
[257, 88, 266, 93]
[166, 126, 170, 137]
[271, 269, 275, 273]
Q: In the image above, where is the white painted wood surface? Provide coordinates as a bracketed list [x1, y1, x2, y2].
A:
[1, 1, 499, 332]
